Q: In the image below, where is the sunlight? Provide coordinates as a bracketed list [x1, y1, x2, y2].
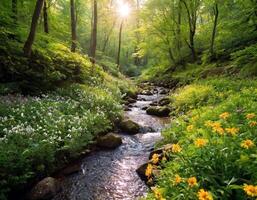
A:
[117, 2, 131, 18]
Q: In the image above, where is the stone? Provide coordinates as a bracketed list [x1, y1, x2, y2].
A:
[159, 89, 169, 95]
[97, 133, 122, 149]
[141, 90, 153, 95]
[124, 106, 132, 111]
[150, 101, 158, 106]
[142, 106, 148, 110]
[61, 164, 81, 176]
[125, 91, 137, 100]
[159, 97, 171, 106]
[146, 106, 171, 117]
[136, 163, 149, 181]
[119, 119, 140, 134]
[149, 144, 173, 159]
[29, 177, 61, 200]
[136, 163, 161, 183]
[127, 98, 137, 104]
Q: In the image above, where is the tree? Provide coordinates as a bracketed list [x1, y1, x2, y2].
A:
[90, 0, 97, 58]
[23, 0, 44, 57]
[43, 0, 49, 33]
[116, 20, 123, 68]
[181, 0, 201, 61]
[134, 0, 141, 66]
[210, 1, 219, 57]
[12, 0, 18, 23]
[70, 0, 77, 52]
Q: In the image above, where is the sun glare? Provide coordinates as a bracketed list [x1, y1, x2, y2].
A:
[118, 2, 131, 18]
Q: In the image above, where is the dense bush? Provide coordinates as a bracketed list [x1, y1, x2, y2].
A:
[0, 28, 104, 94]
[146, 78, 257, 200]
[172, 84, 215, 113]
[0, 84, 122, 199]
[231, 44, 257, 77]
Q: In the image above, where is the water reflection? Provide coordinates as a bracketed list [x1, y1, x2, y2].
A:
[54, 91, 169, 200]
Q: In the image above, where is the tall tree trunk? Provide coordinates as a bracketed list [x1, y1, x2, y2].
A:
[134, 0, 141, 66]
[189, 29, 196, 60]
[210, 3, 219, 57]
[176, 0, 182, 62]
[23, 0, 44, 57]
[181, 0, 198, 61]
[117, 21, 123, 68]
[70, 0, 77, 52]
[12, 0, 18, 23]
[168, 47, 175, 63]
[43, 0, 49, 34]
[90, 0, 97, 58]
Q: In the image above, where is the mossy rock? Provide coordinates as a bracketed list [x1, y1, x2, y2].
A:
[119, 119, 140, 134]
[97, 133, 122, 149]
[28, 177, 61, 200]
[146, 106, 171, 117]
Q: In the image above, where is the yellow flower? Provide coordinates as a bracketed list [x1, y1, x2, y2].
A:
[187, 177, 197, 187]
[194, 138, 208, 148]
[243, 184, 257, 197]
[212, 125, 224, 135]
[151, 154, 159, 164]
[208, 121, 224, 135]
[153, 188, 166, 200]
[249, 121, 257, 127]
[145, 164, 153, 178]
[198, 189, 213, 200]
[220, 112, 230, 120]
[187, 125, 194, 132]
[225, 127, 239, 136]
[246, 113, 256, 120]
[172, 144, 182, 153]
[174, 174, 182, 185]
[241, 140, 255, 149]
[205, 120, 213, 127]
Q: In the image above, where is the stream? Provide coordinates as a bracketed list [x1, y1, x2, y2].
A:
[53, 88, 170, 200]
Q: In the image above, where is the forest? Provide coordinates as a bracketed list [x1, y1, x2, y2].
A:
[0, 0, 257, 200]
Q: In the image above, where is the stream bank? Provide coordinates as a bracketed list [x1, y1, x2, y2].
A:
[33, 86, 171, 200]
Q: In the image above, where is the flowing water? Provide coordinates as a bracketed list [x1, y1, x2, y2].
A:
[53, 88, 170, 200]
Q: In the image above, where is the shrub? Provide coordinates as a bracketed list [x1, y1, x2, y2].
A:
[172, 84, 215, 113]
[146, 78, 257, 200]
[0, 84, 122, 199]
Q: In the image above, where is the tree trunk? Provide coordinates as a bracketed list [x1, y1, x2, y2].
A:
[90, 0, 97, 58]
[210, 3, 219, 57]
[168, 47, 175, 63]
[176, 0, 182, 61]
[134, 0, 141, 66]
[189, 29, 196, 61]
[12, 0, 18, 23]
[23, 0, 44, 57]
[70, 0, 77, 52]
[43, 0, 49, 34]
[181, 0, 197, 61]
[116, 21, 123, 68]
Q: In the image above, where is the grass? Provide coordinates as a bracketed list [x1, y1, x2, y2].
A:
[145, 77, 257, 200]
[0, 83, 125, 199]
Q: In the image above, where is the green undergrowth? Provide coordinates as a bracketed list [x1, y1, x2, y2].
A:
[0, 83, 124, 199]
[139, 43, 257, 86]
[145, 77, 257, 200]
[0, 22, 136, 200]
